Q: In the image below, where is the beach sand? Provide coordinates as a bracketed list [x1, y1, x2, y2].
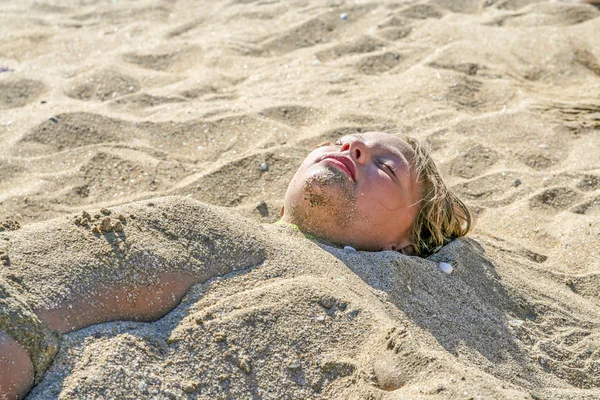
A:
[1, 0, 599, 398]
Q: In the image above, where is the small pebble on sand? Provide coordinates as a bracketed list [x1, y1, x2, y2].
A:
[256, 200, 269, 217]
[318, 297, 335, 309]
[112, 220, 124, 232]
[182, 381, 197, 393]
[439, 262, 453, 274]
[287, 362, 301, 371]
[340, 13, 349, 20]
[259, 162, 269, 171]
[344, 245, 356, 253]
[100, 218, 112, 232]
[214, 333, 227, 343]
[239, 356, 252, 374]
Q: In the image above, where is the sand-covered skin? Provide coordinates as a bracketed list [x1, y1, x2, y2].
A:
[0, 0, 599, 398]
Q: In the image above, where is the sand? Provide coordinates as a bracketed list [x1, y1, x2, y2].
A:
[1, 0, 599, 398]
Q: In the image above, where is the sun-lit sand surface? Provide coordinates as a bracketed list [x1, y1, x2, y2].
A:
[1, 0, 600, 398]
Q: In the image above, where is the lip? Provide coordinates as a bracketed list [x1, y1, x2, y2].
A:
[322, 154, 356, 181]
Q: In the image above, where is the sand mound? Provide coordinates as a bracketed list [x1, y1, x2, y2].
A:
[1, 0, 599, 398]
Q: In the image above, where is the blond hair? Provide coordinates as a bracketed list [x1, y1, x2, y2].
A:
[403, 135, 472, 256]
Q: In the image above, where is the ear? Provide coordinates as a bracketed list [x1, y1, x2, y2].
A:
[382, 242, 416, 256]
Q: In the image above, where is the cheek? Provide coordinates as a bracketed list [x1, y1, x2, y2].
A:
[358, 173, 407, 212]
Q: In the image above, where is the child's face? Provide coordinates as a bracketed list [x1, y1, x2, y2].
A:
[282, 132, 422, 253]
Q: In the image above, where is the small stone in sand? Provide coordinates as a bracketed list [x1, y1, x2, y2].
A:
[182, 381, 197, 393]
[239, 356, 252, 374]
[214, 333, 227, 343]
[256, 200, 269, 217]
[48, 116, 59, 124]
[344, 246, 356, 253]
[112, 220, 124, 232]
[117, 214, 126, 222]
[0, 220, 20, 232]
[82, 211, 91, 221]
[100, 208, 111, 215]
[318, 297, 335, 309]
[167, 336, 181, 345]
[259, 162, 269, 171]
[439, 262, 453, 274]
[287, 362, 301, 371]
[100, 218, 113, 232]
[218, 374, 230, 382]
[513, 178, 522, 187]
[315, 315, 326, 322]
[340, 13, 349, 20]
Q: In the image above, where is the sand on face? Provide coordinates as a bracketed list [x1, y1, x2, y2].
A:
[1, 0, 600, 398]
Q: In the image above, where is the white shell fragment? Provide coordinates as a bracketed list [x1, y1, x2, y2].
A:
[508, 319, 524, 327]
[344, 246, 357, 253]
[439, 262, 453, 274]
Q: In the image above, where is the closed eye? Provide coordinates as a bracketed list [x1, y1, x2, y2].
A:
[378, 159, 397, 177]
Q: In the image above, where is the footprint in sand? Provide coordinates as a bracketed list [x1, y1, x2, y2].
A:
[315, 36, 386, 62]
[376, 14, 414, 41]
[258, 105, 323, 128]
[444, 144, 500, 179]
[452, 171, 528, 207]
[174, 151, 297, 208]
[373, 326, 433, 391]
[537, 327, 600, 388]
[571, 195, 600, 215]
[0, 78, 45, 109]
[123, 46, 203, 73]
[529, 187, 584, 212]
[355, 52, 403, 75]
[445, 76, 485, 110]
[71, 151, 188, 202]
[576, 174, 600, 191]
[65, 69, 140, 102]
[258, 5, 376, 56]
[21, 112, 128, 152]
[395, 3, 445, 19]
[484, 2, 599, 27]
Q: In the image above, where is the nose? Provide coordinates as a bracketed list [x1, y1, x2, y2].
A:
[341, 139, 369, 165]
